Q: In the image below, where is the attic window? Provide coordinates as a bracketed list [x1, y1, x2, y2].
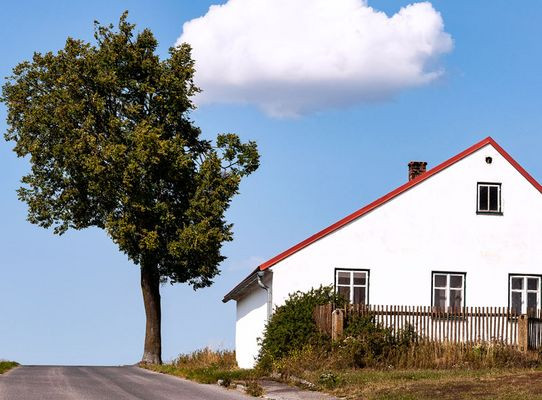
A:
[335, 269, 369, 305]
[477, 183, 501, 214]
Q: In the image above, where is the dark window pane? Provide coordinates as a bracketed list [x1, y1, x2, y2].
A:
[434, 289, 446, 309]
[353, 287, 366, 305]
[528, 292, 538, 314]
[512, 277, 523, 290]
[450, 275, 463, 289]
[479, 185, 488, 211]
[338, 271, 350, 285]
[353, 272, 366, 286]
[528, 278, 539, 291]
[489, 186, 499, 211]
[511, 292, 522, 314]
[434, 274, 447, 288]
[338, 286, 350, 301]
[449, 290, 462, 310]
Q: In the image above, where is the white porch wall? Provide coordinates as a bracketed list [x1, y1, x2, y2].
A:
[235, 284, 268, 368]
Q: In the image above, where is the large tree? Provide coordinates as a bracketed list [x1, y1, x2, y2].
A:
[1, 13, 259, 364]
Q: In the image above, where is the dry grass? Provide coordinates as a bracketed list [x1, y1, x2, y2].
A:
[271, 341, 540, 376]
[141, 348, 261, 388]
[268, 342, 542, 399]
[379, 341, 540, 369]
[305, 369, 542, 399]
[172, 348, 238, 370]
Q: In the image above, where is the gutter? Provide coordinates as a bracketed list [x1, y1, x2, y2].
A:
[223, 267, 273, 321]
[257, 270, 273, 321]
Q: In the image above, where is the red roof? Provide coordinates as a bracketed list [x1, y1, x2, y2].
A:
[258, 137, 542, 271]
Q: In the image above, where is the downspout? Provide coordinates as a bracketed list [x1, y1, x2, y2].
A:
[257, 270, 272, 321]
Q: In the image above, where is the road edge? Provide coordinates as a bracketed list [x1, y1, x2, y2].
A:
[136, 365, 253, 398]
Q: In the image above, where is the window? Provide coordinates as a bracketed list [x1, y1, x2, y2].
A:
[509, 275, 541, 315]
[432, 272, 465, 310]
[335, 269, 368, 305]
[477, 183, 501, 214]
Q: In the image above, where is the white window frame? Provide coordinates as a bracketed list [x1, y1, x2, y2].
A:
[432, 272, 465, 310]
[509, 275, 541, 315]
[477, 183, 502, 213]
[335, 269, 369, 305]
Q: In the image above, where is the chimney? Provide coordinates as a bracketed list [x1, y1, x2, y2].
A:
[408, 161, 427, 181]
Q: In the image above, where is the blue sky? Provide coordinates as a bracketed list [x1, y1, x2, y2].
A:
[0, 0, 541, 365]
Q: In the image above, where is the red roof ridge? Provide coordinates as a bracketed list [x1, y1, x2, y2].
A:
[258, 137, 542, 271]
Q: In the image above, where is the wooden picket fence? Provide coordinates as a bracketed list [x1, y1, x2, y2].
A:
[313, 304, 542, 350]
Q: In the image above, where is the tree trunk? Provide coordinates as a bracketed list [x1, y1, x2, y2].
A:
[140, 264, 162, 364]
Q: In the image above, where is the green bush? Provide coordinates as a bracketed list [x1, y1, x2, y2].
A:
[257, 286, 344, 367]
[340, 314, 418, 367]
[256, 287, 420, 370]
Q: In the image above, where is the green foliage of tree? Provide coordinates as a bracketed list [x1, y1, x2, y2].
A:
[257, 286, 344, 367]
[1, 12, 259, 364]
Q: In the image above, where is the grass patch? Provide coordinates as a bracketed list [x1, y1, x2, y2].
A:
[299, 368, 542, 399]
[140, 348, 263, 393]
[267, 342, 542, 399]
[268, 341, 541, 378]
[145, 362, 257, 384]
[0, 361, 19, 374]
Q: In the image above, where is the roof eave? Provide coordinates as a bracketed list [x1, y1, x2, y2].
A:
[222, 268, 259, 303]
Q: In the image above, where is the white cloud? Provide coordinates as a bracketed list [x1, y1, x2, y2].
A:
[177, 0, 453, 117]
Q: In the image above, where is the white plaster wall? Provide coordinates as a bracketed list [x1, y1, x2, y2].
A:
[271, 144, 542, 306]
[235, 283, 268, 368]
[236, 143, 542, 365]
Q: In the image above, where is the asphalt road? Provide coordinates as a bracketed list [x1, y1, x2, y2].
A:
[0, 365, 252, 400]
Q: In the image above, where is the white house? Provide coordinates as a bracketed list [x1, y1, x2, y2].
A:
[223, 137, 542, 368]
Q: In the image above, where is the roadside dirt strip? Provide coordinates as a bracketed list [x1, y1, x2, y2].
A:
[0, 365, 253, 400]
[259, 380, 338, 400]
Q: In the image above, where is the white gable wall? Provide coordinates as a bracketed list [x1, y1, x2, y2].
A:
[235, 144, 542, 367]
[271, 144, 542, 306]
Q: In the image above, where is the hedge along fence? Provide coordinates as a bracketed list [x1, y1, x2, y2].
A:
[314, 304, 542, 351]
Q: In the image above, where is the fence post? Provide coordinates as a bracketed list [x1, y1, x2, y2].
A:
[332, 309, 344, 341]
[518, 314, 529, 352]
